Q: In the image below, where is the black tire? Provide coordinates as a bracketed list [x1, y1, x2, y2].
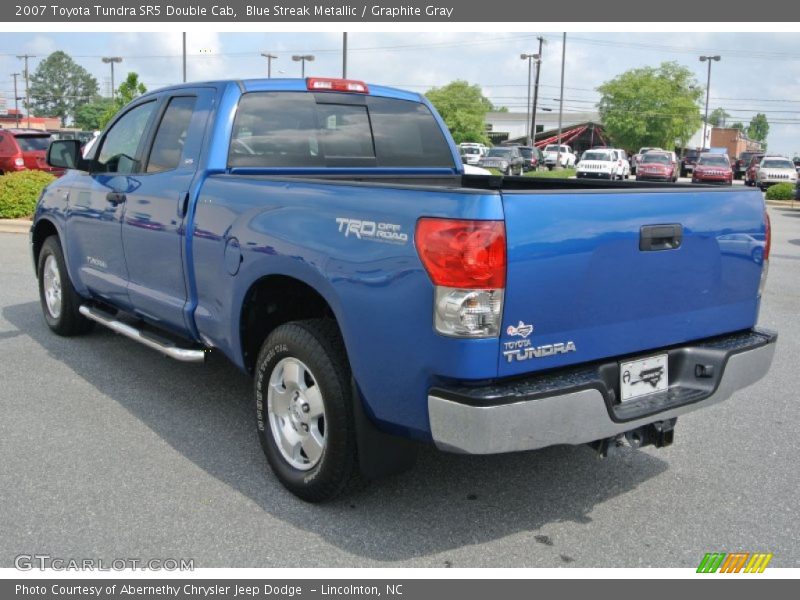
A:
[254, 319, 360, 502]
[37, 236, 93, 336]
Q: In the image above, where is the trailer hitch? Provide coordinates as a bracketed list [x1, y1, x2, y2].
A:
[590, 418, 677, 458]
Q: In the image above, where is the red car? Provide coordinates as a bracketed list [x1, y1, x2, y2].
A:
[744, 154, 766, 187]
[635, 151, 679, 182]
[0, 129, 61, 176]
[692, 153, 733, 185]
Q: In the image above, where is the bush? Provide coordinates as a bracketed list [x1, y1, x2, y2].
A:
[0, 170, 56, 219]
[765, 182, 796, 201]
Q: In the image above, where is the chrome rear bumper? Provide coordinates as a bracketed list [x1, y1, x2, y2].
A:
[429, 329, 776, 454]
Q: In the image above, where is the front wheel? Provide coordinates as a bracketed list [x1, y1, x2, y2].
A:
[254, 319, 359, 502]
[37, 236, 93, 336]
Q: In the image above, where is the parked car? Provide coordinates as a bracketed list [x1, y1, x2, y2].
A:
[755, 156, 798, 190]
[636, 151, 679, 182]
[517, 145, 543, 172]
[542, 144, 576, 169]
[717, 233, 767, 265]
[0, 129, 62, 176]
[744, 154, 766, 186]
[479, 146, 524, 175]
[680, 148, 706, 178]
[691, 153, 733, 185]
[610, 148, 631, 179]
[37, 77, 776, 502]
[734, 151, 763, 181]
[631, 147, 663, 175]
[793, 157, 800, 173]
[459, 145, 484, 165]
[576, 148, 624, 180]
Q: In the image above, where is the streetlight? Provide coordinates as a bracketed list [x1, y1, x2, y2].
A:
[520, 52, 540, 146]
[292, 54, 315, 78]
[101, 57, 123, 99]
[261, 53, 278, 78]
[699, 55, 721, 150]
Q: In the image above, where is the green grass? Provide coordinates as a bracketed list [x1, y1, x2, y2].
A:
[487, 167, 576, 179]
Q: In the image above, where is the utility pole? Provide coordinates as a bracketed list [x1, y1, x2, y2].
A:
[292, 55, 314, 78]
[102, 57, 122, 99]
[342, 32, 348, 78]
[699, 55, 721, 150]
[555, 33, 566, 170]
[17, 54, 34, 129]
[261, 53, 278, 78]
[520, 52, 540, 146]
[182, 32, 187, 82]
[11, 73, 21, 127]
[530, 36, 544, 147]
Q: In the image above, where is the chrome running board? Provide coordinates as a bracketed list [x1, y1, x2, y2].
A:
[79, 305, 206, 363]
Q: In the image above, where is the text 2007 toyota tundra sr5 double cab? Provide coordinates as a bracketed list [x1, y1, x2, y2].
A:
[34, 78, 776, 501]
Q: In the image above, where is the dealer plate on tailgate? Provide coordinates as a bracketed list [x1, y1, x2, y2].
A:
[620, 354, 668, 401]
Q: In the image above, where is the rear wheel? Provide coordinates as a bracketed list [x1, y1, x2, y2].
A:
[37, 236, 93, 336]
[254, 319, 360, 502]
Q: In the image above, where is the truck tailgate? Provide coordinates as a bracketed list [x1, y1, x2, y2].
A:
[499, 187, 765, 377]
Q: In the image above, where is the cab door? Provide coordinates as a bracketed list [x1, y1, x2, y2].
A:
[65, 100, 158, 309]
[120, 90, 213, 334]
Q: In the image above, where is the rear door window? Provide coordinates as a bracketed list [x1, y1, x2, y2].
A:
[146, 96, 197, 173]
[228, 92, 454, 169]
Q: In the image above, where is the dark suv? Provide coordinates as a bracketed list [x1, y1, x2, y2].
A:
[735, 151, 763, 180]
[517, 146, 543, 172]
[680, 148, 706, 178]
[0, 129, 61, 175]
[479, 146, 525, 176]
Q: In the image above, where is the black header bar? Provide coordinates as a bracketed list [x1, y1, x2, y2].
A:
[3, 0, 800, 22]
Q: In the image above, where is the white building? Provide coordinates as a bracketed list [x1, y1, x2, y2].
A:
[485, 110, 601, 144]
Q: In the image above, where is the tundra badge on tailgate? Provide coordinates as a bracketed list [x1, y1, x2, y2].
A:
[503, 320, 576, 363]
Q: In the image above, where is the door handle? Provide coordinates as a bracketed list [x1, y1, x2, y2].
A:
[640, 224, 682, 251]
[106, 192, 126, 205]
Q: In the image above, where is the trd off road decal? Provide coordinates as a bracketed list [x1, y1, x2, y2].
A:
[335, 218, 408, 244]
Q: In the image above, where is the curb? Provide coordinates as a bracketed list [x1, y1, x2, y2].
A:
[0, 219, 32, 234]
[766, 200, 798, 208]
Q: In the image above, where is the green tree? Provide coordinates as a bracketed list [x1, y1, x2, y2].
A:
[99, 72, 148, 128]
[425, 80, 493, 144]
[27, 51, 99, 126]
[747, 113, 769, 143]
[74, 97, 116, 131]
[597, 61, 703, 150]
[708, 107, 730, 127]
[730, 122, 745, 131]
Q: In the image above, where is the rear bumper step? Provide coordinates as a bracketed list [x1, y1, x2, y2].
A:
[79, 306, 206, 363]
[428, 329, 777, 454]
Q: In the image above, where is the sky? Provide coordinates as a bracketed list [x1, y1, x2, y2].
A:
[1, 31, 799, 156]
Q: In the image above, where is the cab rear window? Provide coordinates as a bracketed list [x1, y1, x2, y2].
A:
[228, 92, 455, 169]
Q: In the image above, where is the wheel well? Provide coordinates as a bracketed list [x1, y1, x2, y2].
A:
[240, 275, 338, 372]
[31, 219, 59, 273]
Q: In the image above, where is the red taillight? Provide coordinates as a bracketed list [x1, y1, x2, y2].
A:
[764, 210, 771, 261]
[306, 77, 369, 93]
[415, 218, 506, 289]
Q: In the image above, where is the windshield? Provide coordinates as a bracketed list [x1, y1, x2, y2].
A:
[518, 148, 532, 158]
[461, 147, 480, 154]
[642, 153, 671, 165]
[487, 148, 511, 158]
[544, 145, 568, 153]
[15, 135, 51, 152]
[698, 155, 729, 167]
[581, 151, 612, 161]
[761, 159, 794, 169]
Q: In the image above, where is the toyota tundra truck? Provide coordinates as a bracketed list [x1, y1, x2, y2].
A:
[33, 78, 776, 502]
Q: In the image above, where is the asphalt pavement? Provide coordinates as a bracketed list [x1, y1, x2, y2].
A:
[0, 205, 797, 568]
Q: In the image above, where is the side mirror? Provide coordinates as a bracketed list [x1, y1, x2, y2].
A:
[47, 139, 89, 171]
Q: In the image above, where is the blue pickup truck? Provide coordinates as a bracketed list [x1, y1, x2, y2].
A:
[34, 78, 776, 501]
